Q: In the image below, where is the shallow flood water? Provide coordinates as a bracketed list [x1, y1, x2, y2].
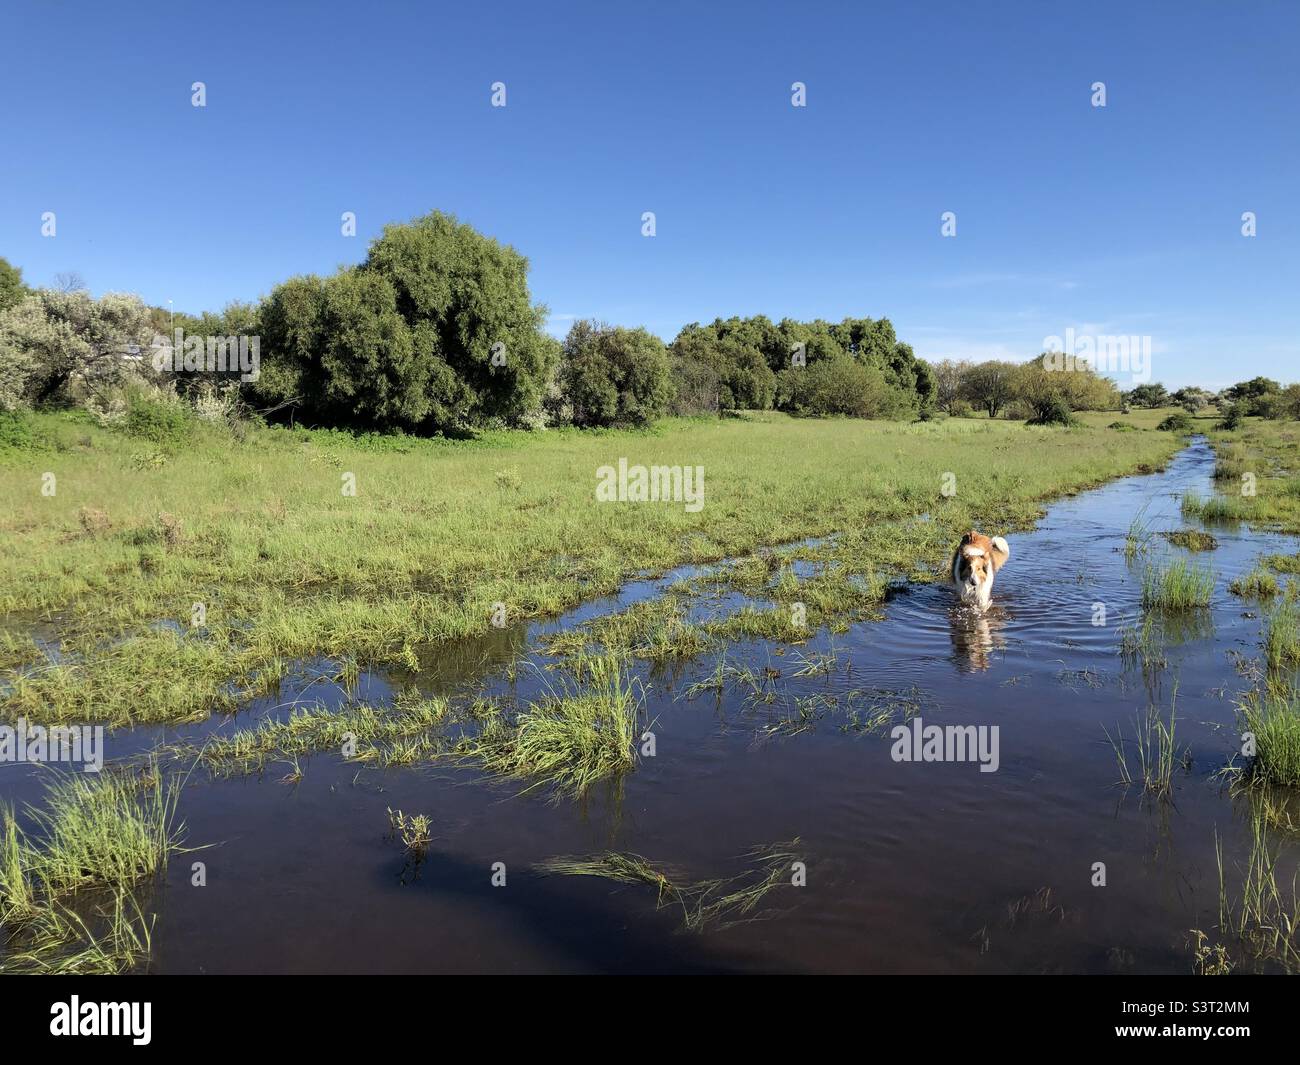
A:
[4, 437, 1298, 973]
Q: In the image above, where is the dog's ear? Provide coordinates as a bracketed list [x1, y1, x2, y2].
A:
[990, 535, 1010, 572]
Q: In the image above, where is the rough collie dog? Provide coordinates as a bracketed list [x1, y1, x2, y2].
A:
[950, 530, 1010, 610]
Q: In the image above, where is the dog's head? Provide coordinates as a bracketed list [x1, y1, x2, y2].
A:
[952, 530, 1010, 602]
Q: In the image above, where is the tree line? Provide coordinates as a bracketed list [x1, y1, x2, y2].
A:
[2, 213, 1297, 435]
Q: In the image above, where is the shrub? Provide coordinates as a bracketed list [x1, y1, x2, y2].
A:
[1217, 403, 1245, 430]
[0, 409, 42, 452]
[1156, 411, 1194, 432]
[0, 290, 152, 411]
[122, 392, 192, 446]
[776, 355, 914, 419]
[1026, 397, 1079, 426]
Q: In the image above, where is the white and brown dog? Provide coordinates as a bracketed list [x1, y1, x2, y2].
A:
[950, 530, 1010, 610]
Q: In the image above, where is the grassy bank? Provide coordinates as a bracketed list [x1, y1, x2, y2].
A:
[1202, 418, 1300, 534]
[1195, 418, 1300, 794]
[1, 411, 1182, 726]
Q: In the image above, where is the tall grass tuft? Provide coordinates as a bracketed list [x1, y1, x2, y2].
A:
[469, 652, 644, 796]
[1264, 602, 1300, 674]
[1141, 559, 1215, 611]
[1230, 567, 1280, 599]
[1240, 689, 1300, 787]
[1124, 505, 1153, 560]
[1105, 691, 1185, 797]
[23, 771, 182, 896]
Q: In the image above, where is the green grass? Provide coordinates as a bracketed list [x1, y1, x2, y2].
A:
[1264, 602, 1300, 674]
[1075, 406, 1220, 433]
[1200, 420, 1300, 534]
[1141, 558, 1215, 611]
[1, 411, 1183, 726]
[1239, 690, 1300, 787]
[545, 594, 714, 661]
[1181, 490, 1250, 524]
[0, 766, 184, 973]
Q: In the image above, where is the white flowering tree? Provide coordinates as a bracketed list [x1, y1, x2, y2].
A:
[0, 289, 153, 410]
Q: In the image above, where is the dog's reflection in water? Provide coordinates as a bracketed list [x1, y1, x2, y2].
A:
[948, 603, 1008, 672]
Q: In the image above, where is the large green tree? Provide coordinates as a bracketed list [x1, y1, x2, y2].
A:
[253, 211, 556, 432]
[362, 211, 555, 428]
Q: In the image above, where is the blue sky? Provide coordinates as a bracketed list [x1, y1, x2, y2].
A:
[2, 0, 1297, 389]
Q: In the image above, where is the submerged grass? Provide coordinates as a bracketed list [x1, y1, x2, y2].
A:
[1161, 528, 1218, 552]
[1104, 689, 1186, 798]
[1125, 506, 1153, 560]
[537, 839, 801, 932]
[182, 692, 455, 774]
[1212, 814, 1300, 972]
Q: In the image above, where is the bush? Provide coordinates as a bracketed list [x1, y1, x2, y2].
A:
[123, 392, 192, 446]
[1217, 404, 1245, 430]
[1026, 397, 1079, 426]
[1155, 411, 1194, 432]
[0, 409, 42, 452]
[775, 355, 914, 419]
[556, 321, 674, 427]
[667, 350, 721, 416]
[1108, 421, 1137, 431]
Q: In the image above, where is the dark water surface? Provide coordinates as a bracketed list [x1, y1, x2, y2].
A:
[5, 437, 1298, 973]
